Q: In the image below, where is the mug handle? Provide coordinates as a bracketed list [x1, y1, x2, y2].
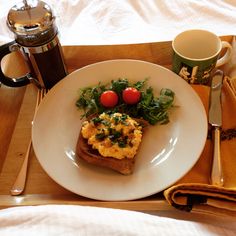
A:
[0, 40, 31, 87]
[216, 41, 233, 67]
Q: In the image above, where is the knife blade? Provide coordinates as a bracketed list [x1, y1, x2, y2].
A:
[209, 69, 224, 186]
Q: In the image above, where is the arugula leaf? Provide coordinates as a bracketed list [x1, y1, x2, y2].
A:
[140, 87, 153, 106]
[133, 78, 147, 90]
[110, 78, 129, 95]
[76, 78, 175, 125]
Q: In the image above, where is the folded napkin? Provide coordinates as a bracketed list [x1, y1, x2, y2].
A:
[164, 76, 236, 217]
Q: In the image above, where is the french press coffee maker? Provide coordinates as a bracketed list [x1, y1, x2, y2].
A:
[0, 0, 67, 89]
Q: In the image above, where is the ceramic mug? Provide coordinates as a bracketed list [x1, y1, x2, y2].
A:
[172, 29, 232, 84]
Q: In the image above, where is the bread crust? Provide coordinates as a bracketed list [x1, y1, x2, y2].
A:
[76, 131, 135, 175]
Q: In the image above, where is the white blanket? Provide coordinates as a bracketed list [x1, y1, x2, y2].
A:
[0, 0, 236, 45]
[0, 205, 235, 236]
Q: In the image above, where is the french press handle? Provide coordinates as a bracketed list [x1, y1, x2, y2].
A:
[0, 40, 31, 87]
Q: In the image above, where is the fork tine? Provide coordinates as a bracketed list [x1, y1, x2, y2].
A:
[10, 88, 46, 196]
[40, 88, 44, 104]
[36, 88, 42, 107]
[41, 88, 48, 101]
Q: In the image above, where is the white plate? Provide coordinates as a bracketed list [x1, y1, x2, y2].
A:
[32, 59, 207, 201]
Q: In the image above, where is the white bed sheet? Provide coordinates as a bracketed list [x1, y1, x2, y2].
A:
[0, 205, 236, 236]
[0, 0, 236, 45]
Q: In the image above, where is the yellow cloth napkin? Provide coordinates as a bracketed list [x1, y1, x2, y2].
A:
[164, 76, 236, 218]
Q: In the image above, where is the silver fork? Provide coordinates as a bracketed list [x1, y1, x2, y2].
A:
[10, 88, 47, 196]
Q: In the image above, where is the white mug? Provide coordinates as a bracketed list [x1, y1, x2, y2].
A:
[172, 29, 232, 84]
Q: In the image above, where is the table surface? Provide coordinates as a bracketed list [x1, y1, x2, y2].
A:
[0, 36, 233, 211]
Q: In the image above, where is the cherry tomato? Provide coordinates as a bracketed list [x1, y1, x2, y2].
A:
[122, 87, 141, 105]
[100, 90, 119, 107]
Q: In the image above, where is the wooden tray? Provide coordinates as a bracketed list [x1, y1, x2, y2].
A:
[0, 36, 233, 210]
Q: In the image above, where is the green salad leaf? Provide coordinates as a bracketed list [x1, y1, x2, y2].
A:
[76, 78, 175, 125]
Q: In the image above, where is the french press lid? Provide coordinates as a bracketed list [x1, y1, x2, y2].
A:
[7, 0, 57, 46]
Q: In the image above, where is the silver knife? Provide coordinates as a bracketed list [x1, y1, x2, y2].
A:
[209, 70, 224, 186]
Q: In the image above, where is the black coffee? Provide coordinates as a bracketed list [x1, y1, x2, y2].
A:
[33, 44, 67, 89]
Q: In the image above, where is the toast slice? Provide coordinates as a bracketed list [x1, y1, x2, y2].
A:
[76, 113, 147, 175]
